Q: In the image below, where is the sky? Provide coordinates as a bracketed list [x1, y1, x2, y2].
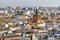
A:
[0, 0, 60, 7]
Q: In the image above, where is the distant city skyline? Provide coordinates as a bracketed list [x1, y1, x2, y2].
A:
[0, 0, 60, 7]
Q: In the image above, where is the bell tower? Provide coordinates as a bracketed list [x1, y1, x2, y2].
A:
[32, 8, 41, 23]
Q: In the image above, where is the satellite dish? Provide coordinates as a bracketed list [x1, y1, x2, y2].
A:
[26, 11, 31, 16]
[5, 24, 9, 28]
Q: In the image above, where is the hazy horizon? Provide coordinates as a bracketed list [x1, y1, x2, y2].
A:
[0, 0, 60, 7]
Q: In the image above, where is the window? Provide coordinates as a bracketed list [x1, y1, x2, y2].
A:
[0, 38, 1, 40]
